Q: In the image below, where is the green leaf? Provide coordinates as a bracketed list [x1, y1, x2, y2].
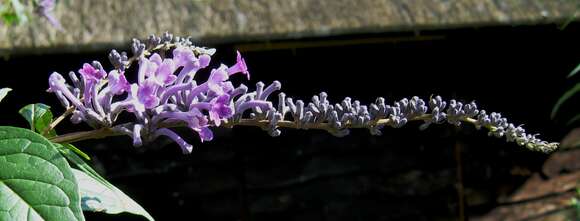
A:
[551, 83, 580, 119]
[0, 88, 11, 103]
[55, 144, 105, 186]
[568, 63, 580, 78]
[55, 143, 153, 220]
[18, 104, 92, 160]
[61, 143, 91, 161]
[18, 103, 56, 137]
[72, 169, 154, 221]
[0, 126, 84, 221]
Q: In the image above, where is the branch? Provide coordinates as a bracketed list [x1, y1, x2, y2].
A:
[48, 114, 480, 145]
[43, 106, 74, 136]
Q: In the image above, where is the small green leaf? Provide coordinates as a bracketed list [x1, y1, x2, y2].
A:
[19, 104, 91, 159]
[55, 144, 105, 186]
[568, 63, 580, 78]
[0, 126, 84, 221]
[0, 88, 11, 103]
[18, 103, 57, 137]
[551, 83, 580, 119]
[72, 169, 154, 221]
[66, 143, 91, 161]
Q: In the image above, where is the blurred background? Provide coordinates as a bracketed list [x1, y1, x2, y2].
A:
[1, 1, 580, 220]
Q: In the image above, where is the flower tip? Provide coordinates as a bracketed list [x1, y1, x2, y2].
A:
[227, 51, 250, 80]
[238, 51, 250, 80]
[108, 70, 131, 95]
[272, 80, 282, 90]
[48, 72, 65, 92]
[182, 144, 194, 154]
[199, 54, 211, 68]
[79, 63, 106, 80]
[198, 127, 214, 143]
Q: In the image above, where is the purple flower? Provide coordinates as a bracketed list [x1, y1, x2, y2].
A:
[149, 53, 163, 67]
[173, 46, 197, 68]
[138, 53, 177, 86]
[125, 79, 159, 114]
[78, 63, 106, 103]
[107, 70, 130, 95]
[154, 128, 193, 154]
[47, 33, 559, 154]
[207, 66, 230, 95]
[48, 72, 84, 110]
[138, 56, 157, 84]
[209, 94, 233, 126]
[227, 51, 250, 80]
[153, 59, 177, 86]
[35, 0, 62, 30]
[199, 54, 211, 68]
[153, 110, 213, 143]
[173, 47, 213, 84]
[196, 127, 214, 143]
[188, 94, 232, 127]
[187, 109, 213, 142]
[79, 63, 107, 80]
[137, 79, 160, 109]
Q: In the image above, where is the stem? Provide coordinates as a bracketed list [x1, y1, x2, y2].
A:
[49, 127, 119, 143]
[43, 106, 75, 136]
[48, 114, 487, 144]
[125, 42, 179, 70]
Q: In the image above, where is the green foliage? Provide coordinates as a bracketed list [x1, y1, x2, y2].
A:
[19, 103, 57, 137]
[19, 103, 91, 160]
[72, 169, 154, 221]
[55, 143, 107, 187]
[569, 63, 580, 78]
[0, 126, 84, 220]
[551, 83, 580, 120]
[59, 142, 154, 219]
[58, 143, 91, 161]
[0, 0, 28, 25]
[56, 144, 154, 220]
[0, 88, 11, 103]
[553, 61, 580, 123]
[13, 103, 154, 220]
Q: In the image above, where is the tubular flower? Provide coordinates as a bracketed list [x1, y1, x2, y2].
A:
[227, 51, 250, 79]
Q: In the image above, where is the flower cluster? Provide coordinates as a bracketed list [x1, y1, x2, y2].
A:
[48, 33, 251, 153]
[48, 33, 559, 153]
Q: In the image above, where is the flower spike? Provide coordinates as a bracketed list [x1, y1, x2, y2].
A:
[47, 33, 559, 153]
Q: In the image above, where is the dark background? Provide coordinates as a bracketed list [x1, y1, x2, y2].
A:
[1, 23, 579, 220]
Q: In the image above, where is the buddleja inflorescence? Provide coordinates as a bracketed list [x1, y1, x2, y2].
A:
[47, 32, 559, 153]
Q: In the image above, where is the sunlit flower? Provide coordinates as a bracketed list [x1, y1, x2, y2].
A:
[227, 51, 250, 80]
[107, 70, 130, 95]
